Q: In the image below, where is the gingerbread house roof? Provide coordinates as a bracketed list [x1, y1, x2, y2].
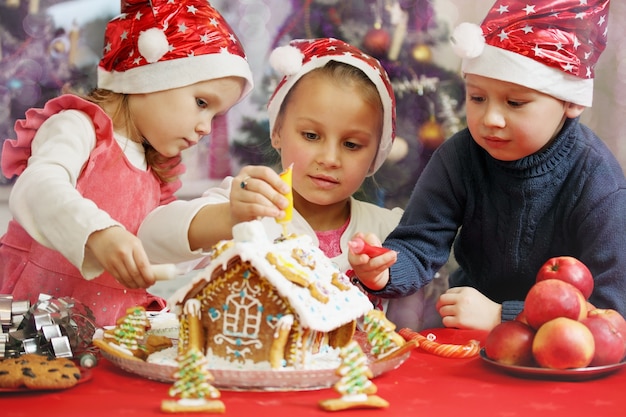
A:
[168, 220, 373, 333]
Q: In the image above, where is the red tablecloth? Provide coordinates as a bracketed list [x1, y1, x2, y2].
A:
[3, 328, 626, 417]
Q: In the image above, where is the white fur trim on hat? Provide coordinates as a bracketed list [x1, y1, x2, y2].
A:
[269, 45, 305, 76]
[98, 52, 254, 99]
[461, 44, 594, 107]
[450, 23, 485, 59]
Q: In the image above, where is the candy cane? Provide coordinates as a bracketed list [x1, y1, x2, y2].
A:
[398, 328, 480, 358]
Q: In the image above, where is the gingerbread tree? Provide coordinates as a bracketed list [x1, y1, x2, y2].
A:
[363, 309, 406, 359]
[106, 306, 149, 355]
[162, 299, 224, 413]
[161, 347, 224, 413]
[319, 340, 388, 411]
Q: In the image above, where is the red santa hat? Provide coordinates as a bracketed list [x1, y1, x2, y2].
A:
[98, 0, 253, 100]
[450, 0, 610, 107]
[267, 38, 396, 175]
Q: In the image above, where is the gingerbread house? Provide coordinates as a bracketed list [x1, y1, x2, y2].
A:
[168, 220, 373, 369]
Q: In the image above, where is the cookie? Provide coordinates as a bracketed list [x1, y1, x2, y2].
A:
[161, 399, 225, 414]
[0, 357, 26, 388]
[319, 395, 389, 411]
[145, 334, 173, 355]
[0, 354, 81, 390]
[18, 354, 81, 390]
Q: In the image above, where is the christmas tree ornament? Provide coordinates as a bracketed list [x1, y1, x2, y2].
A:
[363, 27, 391, 58]
[387, 2, 408, 61]
[411, 43, 432, 63]
[418, 115, 446, 150]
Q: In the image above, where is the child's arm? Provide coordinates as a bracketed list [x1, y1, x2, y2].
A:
[86, 226, 156, 289]
[436, 287, 502, 331]
[138, 165, 290, 262]
[347, 233, 396, 291]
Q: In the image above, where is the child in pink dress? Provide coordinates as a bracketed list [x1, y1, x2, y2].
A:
[0, 0, 253, 327]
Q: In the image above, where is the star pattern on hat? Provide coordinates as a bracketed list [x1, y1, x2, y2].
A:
[481, 0, 609, 79]
[100, 0, 247, 74]
[295, 38, 395, 110]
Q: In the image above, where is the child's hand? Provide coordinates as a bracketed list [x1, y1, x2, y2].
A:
[230, 165, 291, 224]
[347, 233, 396, 291]
[86, 226, 155, 289]
[436, 286, 502, 331]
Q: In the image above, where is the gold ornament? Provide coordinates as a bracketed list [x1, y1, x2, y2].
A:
[412, 44, 433, 63]
[418, 116, 445, 150]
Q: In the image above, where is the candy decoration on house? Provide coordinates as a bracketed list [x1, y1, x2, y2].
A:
[232, 0, 466, 209]
[319, 339, 389, 411]
[162, 299, 225, 414]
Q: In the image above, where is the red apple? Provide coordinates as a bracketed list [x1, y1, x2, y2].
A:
[535, 256, 594, 299]
[587, 308, 626, 351]
[484, 321, 536, 366]
[586, 301, 596, 312]
[581, 315, 626, 366]
[515, 309, 529, 325]
[532, 317, 595, 369]
[524, 279, 587, 330]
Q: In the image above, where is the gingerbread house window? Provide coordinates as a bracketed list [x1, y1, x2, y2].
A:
[222, 269, 262, 339]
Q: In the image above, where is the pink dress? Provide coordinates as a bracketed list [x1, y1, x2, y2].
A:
[0, 95, 180, 327]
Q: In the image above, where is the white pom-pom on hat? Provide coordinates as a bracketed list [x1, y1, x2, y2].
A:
[138, 27, 169, 63]
[269, 45, 305, 76]
[450, 22, 485, 59]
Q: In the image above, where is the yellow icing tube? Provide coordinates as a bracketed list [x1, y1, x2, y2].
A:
[277, 164, 293, 224]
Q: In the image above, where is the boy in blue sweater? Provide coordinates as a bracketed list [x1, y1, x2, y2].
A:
[349, 0, 626, 331]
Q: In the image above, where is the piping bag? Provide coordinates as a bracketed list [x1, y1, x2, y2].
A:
[348, 237, 391, 257]
[276, 163, 294, 236]
[150, 264, 189, 281]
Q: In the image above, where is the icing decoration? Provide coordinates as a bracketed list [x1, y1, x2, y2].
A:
[276, 164, 294, 235]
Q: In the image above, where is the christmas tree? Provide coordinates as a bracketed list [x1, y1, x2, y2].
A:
[0, 0, 112, 184]
[232, 0, 466, 209]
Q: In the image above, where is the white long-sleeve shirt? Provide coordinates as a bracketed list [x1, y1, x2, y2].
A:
[8, 109, 147, 278]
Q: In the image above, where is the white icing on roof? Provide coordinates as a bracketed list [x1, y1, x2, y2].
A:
[168, 220, 372, 333]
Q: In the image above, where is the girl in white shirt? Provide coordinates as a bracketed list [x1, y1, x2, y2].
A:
[139, 38, 403, 313]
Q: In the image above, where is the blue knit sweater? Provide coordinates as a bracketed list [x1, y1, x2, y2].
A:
[376, 117, 626, 321]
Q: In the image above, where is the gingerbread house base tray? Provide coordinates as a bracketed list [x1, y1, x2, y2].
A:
[100, 333, 412, 391]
